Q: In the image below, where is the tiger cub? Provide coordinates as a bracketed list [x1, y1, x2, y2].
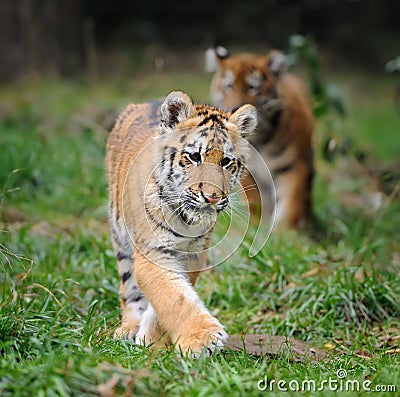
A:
[208, 47, 315, 229]
[106, 91, 257, 355]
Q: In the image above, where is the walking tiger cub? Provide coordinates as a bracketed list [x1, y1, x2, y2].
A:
[207, 47, 315, 228]
[106, 91, 257, 355]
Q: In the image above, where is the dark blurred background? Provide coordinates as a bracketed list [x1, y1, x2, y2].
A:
[1, 0, 399, 81]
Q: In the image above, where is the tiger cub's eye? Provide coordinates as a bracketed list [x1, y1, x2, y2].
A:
[189, 152, 201, 162]
[220, 157, 231, 167]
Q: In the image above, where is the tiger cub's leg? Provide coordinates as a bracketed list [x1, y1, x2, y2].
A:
[135, 271, 201, 347]
[133, 251, 227, 355]
[114, 250, 149, 339]
[135, 304, 170, 348]
[274, 159, 311, 229]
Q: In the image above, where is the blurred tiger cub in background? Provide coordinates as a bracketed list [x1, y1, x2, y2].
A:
[206, 47, 315, 229]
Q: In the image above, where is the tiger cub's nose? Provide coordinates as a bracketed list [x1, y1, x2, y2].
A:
[204, 193, 221, 205]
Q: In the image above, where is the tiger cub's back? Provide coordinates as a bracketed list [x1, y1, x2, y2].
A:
[106, 100, 162, 213]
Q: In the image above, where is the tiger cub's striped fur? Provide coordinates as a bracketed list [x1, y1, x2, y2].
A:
[106, 91, 257, 355]
[208, 47, 315, 229]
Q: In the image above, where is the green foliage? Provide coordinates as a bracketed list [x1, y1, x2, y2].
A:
[287, 34, 358, 164]
[287, 34, 346, 119]
[287, 35, 400, 166]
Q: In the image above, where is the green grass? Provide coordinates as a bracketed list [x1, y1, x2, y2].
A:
[1, 71, 399, 396]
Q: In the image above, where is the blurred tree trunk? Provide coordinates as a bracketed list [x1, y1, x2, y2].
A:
[0, 0, 84, 80]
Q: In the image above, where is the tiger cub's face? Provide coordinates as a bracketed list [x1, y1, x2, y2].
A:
[155, 91, 257, 225]
[209, 47, 286, 109]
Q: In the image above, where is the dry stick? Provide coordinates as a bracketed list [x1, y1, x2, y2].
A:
[30, 282, 63, 308]
[332, 338, 371, 360]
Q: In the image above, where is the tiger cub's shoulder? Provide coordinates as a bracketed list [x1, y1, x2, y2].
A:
[109, 100, 161, 143]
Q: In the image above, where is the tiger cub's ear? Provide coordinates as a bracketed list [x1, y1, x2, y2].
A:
[160, 91, 195, 132]
[205, 46, 230, 72]
[266, 50, 287, 77]
[229, 104, 258, 138]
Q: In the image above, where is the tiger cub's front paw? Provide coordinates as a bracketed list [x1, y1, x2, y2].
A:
[114, 323, 139, 340]
[134, 305, 169, 348]
[114, 303, 144, 340]
[174, 313, 228, 356]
